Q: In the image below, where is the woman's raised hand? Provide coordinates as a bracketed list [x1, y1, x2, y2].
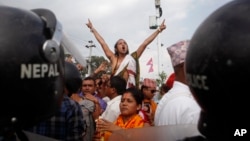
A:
[86, 18, 93, 29]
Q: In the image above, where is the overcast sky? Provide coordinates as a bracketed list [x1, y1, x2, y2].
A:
[1, 0, 232, 79]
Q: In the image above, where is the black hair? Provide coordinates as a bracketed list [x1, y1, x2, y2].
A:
[109, 75, 127, 95]
[123, 87, 144, 105]
[140, 85, 147, 92]
[114, 39, 129, 56]
[65, 61, 82, 96]
[83, 76, 95, 85]
[160, 83, 171, 93]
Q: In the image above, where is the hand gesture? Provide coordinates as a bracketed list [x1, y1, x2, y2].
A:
[84, 93, 98, 103]
[159, 19, 166, 32]
[95, 61, 108, 73]
[96, 118, 121, 132]
[86, 18, 93, 29]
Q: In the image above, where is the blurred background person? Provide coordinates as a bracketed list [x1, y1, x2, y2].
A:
[140, 78, 158, 126]
[154, 40, 201, 140]
[101, 75, 127, 122]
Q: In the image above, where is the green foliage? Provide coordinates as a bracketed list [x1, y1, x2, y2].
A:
[82, 56, 110, 78]
[156, 71, 167, 86]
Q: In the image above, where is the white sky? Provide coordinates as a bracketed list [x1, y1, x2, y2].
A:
[1, 0, 232, 79]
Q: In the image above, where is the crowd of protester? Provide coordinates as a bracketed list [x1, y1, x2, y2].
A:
[2, 0, 248, 140]
[62, 43, 181, 141]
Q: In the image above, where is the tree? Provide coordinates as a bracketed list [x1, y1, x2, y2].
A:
[156, 71, 167, 86]
[82, 56, 110, 78]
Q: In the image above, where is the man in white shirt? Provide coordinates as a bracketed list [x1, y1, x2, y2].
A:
[154, 40, 201, 126]
[101, 76, 127, 122]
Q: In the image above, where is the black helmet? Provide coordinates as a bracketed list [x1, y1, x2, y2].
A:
[185, 0, 250, 139]
[0, 6, 64, 132]
[65, 61, 82, 96]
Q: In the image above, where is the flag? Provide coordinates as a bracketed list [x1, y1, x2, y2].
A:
[146, 57, 154, 73]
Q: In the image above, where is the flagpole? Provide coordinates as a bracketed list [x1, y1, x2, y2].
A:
[149, 0, 162, 77]
[155, 0, 162, 76]
[157, 19, 161, 75]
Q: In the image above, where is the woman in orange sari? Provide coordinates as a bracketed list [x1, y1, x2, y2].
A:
[95, 87, 150, 141]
